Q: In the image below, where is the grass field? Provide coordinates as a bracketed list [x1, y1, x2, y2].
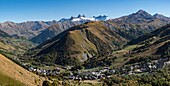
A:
[68, 80, 102, 86]
[0, 54, 44, 86]
[0, 72, 24, 86]
[0, 42, 15, 51]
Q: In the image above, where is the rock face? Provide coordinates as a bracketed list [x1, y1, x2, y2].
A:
[28, 21, 128, 65]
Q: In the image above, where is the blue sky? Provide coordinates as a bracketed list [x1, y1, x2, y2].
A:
[0, 0, 170, 22]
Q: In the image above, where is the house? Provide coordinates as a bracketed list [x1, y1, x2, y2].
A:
[165, 61, 170, 65]
[134, 69, 142, 73]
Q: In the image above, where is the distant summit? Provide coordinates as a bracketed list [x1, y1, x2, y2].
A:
[153, 13, 170, 21]
[153, 13, 166, 18]
[112, 9, 170, 24]
[93, 15, 108, 21]
[135, 9, 153, 19]
[136, 9, 148, 14]
[77, 14, 86, 18]
[59, 14, 109, 22]
[71, 14, 95, 21]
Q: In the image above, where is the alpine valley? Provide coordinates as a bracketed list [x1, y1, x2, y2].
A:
[1, 10, 170, 86]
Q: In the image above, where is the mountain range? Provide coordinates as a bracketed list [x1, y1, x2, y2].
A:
[1, 10, 170, 66]
[30, 15, 109, 44]
[18, 10, 170, 66]
[28, 21, 127, 65]
[0, 15, 108, 39]
[112, 9, 170, 24]
[31, 10, 170, 44]
[0, 21, 58, 39]
[1, 9, 170, 85]
[0, 10, 170, 45]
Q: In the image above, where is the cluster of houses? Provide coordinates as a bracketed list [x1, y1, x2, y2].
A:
[120, 58, 170, 75]
[65, 58, 170, 80]
[28, 67, 60, 75]
[24, 58, 170, 80]
[65, 67, 116, 80]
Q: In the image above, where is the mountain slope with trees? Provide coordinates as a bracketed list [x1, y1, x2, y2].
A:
[26, 21, 128, 65]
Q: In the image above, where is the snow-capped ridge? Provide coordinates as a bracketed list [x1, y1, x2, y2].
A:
[59, 14, 109, 22]
[93, 15, 109, 21]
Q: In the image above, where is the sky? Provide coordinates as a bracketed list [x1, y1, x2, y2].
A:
[0, 0, 170, 22]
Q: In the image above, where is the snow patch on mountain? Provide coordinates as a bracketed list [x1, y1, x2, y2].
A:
[59, 14, 109, 22]
[72, 17, 95, 21]
[93, 15, 109, 21]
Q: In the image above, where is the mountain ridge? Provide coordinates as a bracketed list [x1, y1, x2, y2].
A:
[27, 21, 128, 65]
[112, 9, 170, 24]
[126, 24, 170, 58]
[1, 10, 170, 44]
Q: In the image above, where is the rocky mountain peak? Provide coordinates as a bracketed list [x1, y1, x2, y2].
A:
[153, 13, 167, 18]
[112, 10, 154, 24]
[134, 9, 153, 18]
[136, 9, 147, 14]
[77, 14, 86, 18]
[93, 15, 108, 21]
[153, 13, 170, 22]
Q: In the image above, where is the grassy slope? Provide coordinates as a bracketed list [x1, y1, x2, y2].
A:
[115, 24, 170, 64]
[0, 54, 44, 86]
[0, 71, 24, 86]
[0, 36, 36, 56]
[69, 80, 102, 86]
[0, 42, 15, 51]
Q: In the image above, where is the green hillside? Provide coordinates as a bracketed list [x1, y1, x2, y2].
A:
[0, 54, 44, 86]
[0, 72, 24, 86]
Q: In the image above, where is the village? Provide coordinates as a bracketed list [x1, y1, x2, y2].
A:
[26, 57, 170, 80]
